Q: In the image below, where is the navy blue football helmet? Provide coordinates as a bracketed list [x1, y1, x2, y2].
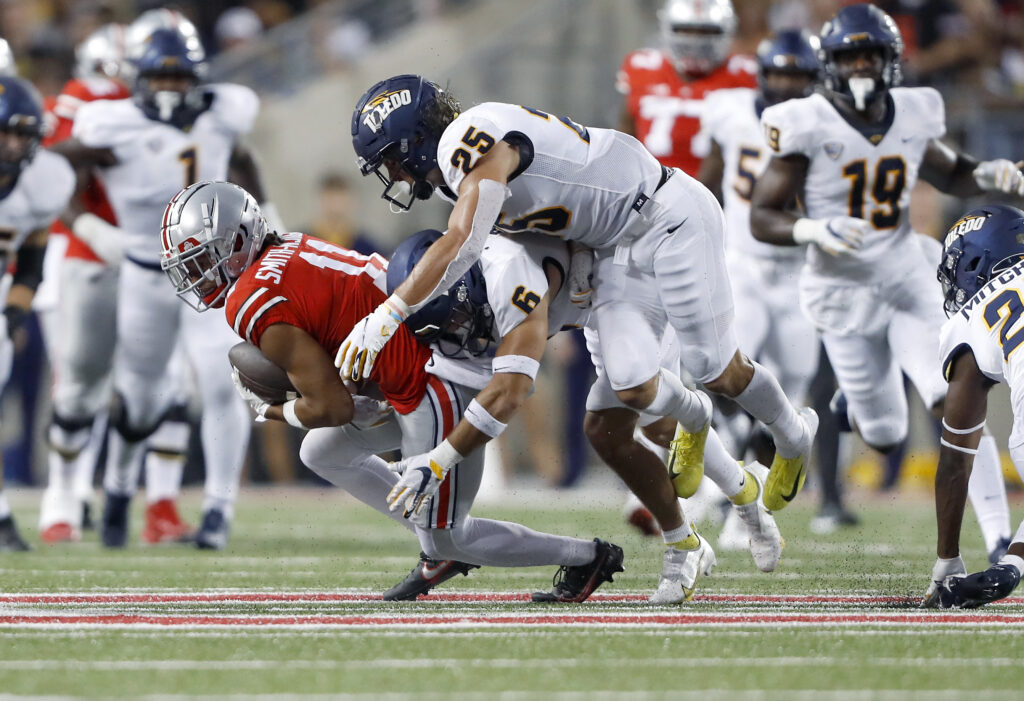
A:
[938, 204, 1024, 315]
[0, 75, 43, 183]
[351, 75, 459, 211]
[387, 229, 493, 357]
[756, 29, 820, 105]
[819, 3, 902, 111]
[132, 27, 208, 129]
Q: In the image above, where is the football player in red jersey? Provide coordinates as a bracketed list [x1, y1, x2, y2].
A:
[617, 0, 756, 177]
[161, 181, 623, 602]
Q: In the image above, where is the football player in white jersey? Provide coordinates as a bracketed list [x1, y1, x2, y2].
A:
[342, 75, 816, 591]
[924, 205, 1024, 608]
[750, 3, 1018, 559]
[0, 76, 76, 551]
[53, 27, 279, 549]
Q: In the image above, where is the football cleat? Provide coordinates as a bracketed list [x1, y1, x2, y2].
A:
[532, 539, 624, 603]
[383, 553, 480, 601]
[988, 537, 1012, 565]
[763, 407, 818, 511]
[101, 492, 131, 548]
[194, 509, 230, 550]
[40, 522, 81, 544]
[650, 533, 716, 605]
[809, 502, 860, 535]
[0, 515, 30, 552]
[940, 565, 1021, 609]
[715, 509, 748, 552]
[732, 463, 784, 572]
[626, 504, 660, 538]
[667, 392, 713, 499]
[142, 498, 194, 544]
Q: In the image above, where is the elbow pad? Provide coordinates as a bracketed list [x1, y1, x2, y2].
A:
[409, 179, 509, 314]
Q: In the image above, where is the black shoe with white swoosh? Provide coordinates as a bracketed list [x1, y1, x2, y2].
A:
[383, 552, 480, 601]
[531, 539, 624, 603]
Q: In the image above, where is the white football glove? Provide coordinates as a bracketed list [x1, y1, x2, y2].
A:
[792, 216, 869, 256]
[386, 452, 448, 519]
[335, 299, 407, 383]
[567, 243, 595, 309]
[922, 555, 966, 608]
[231, 367, 271, 419]
[973, 159, 1024, 196]
[350, 395, 393, 430]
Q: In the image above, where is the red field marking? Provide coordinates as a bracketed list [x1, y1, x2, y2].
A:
[2, 611, 1023, 626]
[0, 592, 1021, 605]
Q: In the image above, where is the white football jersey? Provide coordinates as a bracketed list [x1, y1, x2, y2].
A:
[72, 84, 259, 265]
[939, 259, 1024, 447]
[761, 87, 945, 281]
[436, 102, 663, 248]
[426, 233, 582, 390]
[0, 150, 75, 266]
[701, 88, 802, 260]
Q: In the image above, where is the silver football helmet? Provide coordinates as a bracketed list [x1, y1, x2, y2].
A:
[75, 24, 127, 81]
[160, 181, 269, 312]
[658, 0, 737, 75]
[0, 39, 15, 77]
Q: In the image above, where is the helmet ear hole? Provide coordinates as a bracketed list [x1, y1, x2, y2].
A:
[232, 232, 244, 253]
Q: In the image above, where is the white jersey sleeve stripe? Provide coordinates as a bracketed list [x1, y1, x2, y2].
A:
[232, 287, 269, 337]
[244, 296, 288, 343]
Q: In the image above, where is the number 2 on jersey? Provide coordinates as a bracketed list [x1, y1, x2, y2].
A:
[983, 288, 1024, 361]
[841, 157, 906, 228]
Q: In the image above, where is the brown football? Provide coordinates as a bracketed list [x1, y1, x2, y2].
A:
[228, 342, 297, 404]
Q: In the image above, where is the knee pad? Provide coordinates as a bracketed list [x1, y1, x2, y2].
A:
[857, 417, 907, 453]
[49, 412, 95, 460]
[110, 392, 167, 444]
[147, 404, 191, 457]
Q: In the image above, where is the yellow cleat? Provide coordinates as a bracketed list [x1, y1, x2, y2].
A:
[763, 407, 819, 511]
[667, 421, 710, 499]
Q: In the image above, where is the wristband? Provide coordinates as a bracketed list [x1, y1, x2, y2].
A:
[492, 354, 540, 380]
[463, 398, 508, 438]
[282, 399, 308, 430]
[428, 438, 463, 477]
[791, 218, 818, 245]
[383, 294, 410, 322]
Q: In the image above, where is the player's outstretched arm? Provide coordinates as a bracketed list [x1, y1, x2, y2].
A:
[257, 322, 355, 429]
[386, 286, 552, 519]
[923, 349, 993, 605]
[920, 139, 1024, 198]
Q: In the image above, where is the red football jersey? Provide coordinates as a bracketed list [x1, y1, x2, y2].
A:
[224, 233, 431, 415]
[43, 77, 130, 263]
[617, 49, 757, 176]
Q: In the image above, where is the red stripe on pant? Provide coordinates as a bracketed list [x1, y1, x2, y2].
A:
[427, 376, 455, 529]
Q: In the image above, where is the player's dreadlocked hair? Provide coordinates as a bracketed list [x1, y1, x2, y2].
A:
[420, 82, 461, 141]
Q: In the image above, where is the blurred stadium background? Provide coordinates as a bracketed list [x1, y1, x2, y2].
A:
[2, 0, 1024, 507]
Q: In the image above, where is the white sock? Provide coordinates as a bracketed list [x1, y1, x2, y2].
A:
[999, 553, 1024, 576]
[145, 453, 184, 504]
[643, 369, 710, 433]
[733, 362, 805, 458]
[662, 523, 693, 545]
[968, 434, 1011, 553]
[0, 491, 10, 520]
[702, 427, 745, 499]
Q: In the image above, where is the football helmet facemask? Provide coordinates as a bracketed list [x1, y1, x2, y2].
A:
[658, 0, 737, 76]
[756, 29, 820, 106]
[132, 27, 208, 129]
[819, 3, 903, 112]
[351, 74, 460, 211]
[938, 204, 1024, 316]
[160, 181, 270, 312]
[386, 228, 493, 357]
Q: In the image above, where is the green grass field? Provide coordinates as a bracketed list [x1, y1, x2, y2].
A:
[2, 485, 1022, 700]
